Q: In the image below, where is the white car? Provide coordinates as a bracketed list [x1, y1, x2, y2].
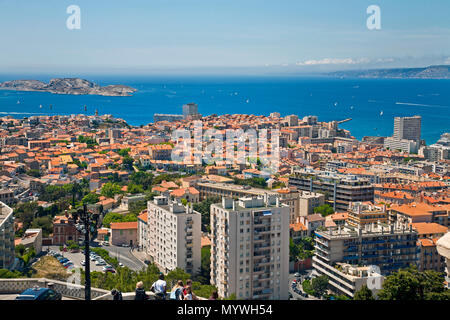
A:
[102, 241, 110, 246]
[118, 263, 124, 267]
[95, 260, 106, 266]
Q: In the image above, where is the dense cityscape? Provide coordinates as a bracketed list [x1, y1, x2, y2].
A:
[0, 102, 449, 301]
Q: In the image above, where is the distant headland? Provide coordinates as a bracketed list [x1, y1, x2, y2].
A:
[328, 65, 450, 79]
[0, 78, 137, 96]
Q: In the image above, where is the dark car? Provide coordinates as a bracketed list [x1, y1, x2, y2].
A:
[15, 287, 62, 300]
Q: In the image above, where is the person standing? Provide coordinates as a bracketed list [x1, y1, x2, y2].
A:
[183, 279, 198, 300]
[169, 280, 184, 300]
[184, 287, 193, 300]
[151, 273, 167, 300]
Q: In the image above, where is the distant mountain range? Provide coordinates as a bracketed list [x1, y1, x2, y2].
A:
[328, 65, 450, 79]
[0, 78, 137, 96]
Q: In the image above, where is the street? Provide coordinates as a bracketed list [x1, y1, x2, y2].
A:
[288, 270, 321, 301]
[100, 244, 147, 271]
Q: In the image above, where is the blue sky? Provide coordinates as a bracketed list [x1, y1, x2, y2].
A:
[1, 0, 450, 74]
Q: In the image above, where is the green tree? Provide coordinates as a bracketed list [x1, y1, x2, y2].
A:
[31, 216, 53, 237]
[26, 169, 41, 178]
[193, 196, 221, 232]
[314, 204, 334, 217]
[101, 182, 122, 198]
[82, 193, 100, 205]
[122, 155, 134, 171]
[127, 183, 144, 194]
[377, 266, 448, 300]
[311, 275, 329, 297]
[118, 148, 131, 157]
[354, 285, 375, 300]
[130, 171, 154, 190]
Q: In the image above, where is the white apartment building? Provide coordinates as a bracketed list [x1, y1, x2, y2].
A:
[0, 202, 15, 270]
[384, 136, 419, 154]
[147, 196, 201, 276]
[210, 195, 290, 300]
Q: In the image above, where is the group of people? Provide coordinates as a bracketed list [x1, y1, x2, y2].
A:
[110, 273, 219, 301]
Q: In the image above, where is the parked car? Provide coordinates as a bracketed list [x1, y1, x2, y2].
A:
[103, 266, 116, 273]
[101, 241, 109, 246]
[118, 263, 124, 267]
[81, 260, 85, 266]
[294, 273, 301, 278]
[95, 260, 106, 266]
[15, 287, 62, 300]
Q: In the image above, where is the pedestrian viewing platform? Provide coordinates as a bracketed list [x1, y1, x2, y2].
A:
[0, 278, 206, 300]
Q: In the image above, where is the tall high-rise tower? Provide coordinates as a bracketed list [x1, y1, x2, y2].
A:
[393, 115, 421, 142]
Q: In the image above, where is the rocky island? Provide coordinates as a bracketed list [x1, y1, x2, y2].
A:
[0, 78, 137, 96]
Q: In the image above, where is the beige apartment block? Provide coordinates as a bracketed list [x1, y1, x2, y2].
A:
[210, 195, 290, 300]
[147, 196, 201, 276]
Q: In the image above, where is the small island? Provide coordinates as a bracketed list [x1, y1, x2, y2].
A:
[0, 78, 137, 96]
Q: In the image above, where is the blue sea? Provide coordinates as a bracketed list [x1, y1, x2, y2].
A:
[0, 75, 449, 144]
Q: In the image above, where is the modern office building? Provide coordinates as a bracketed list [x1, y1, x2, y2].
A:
[384, 116, 422, 153]
[0, 202, 14, 270]
[313, 221, 419, 292]
[182, 103, 200, 120]
[147, 195, 201, 275]
[288, 168, 374, 211]
[210, 196, 290, 300]
[393, 115, 422, 142]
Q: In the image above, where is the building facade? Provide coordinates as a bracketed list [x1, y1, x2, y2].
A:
[0, 202, 14, 270]
[147, 196, 201, 275]
[210, 196, 290, 300]
[313, 222, 419, 293]
[288, 168, 374, 211]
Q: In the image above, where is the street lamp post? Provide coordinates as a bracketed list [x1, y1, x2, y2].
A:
[82, 204, 91, 301]
[76, 204, 91, 300]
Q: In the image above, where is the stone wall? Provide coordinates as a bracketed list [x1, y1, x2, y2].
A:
[0, 278, 109, 300]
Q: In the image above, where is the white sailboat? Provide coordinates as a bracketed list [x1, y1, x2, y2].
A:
[380, 111, 384, 116]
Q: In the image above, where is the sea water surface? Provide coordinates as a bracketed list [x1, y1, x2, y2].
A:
[0, 75, 449, 144]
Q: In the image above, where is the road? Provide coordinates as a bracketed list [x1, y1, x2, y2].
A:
[288, 270, 321, 301]
[43, 242, 146, 272]
[101, 245, 147, 271]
